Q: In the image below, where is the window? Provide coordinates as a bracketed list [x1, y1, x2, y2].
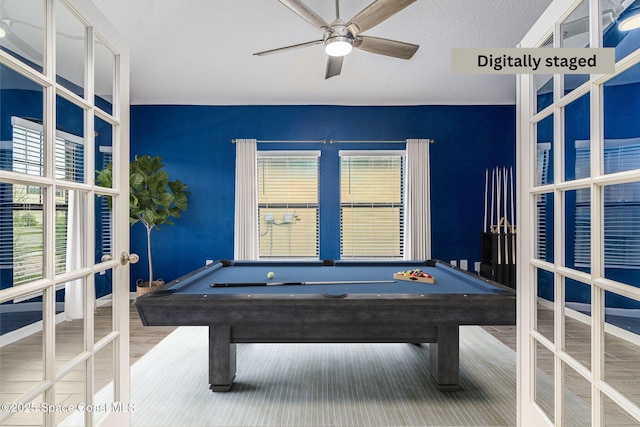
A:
[0, 117, 84, 286]
[340, 151, 405, 258]
[574, 139, 640, 268]
[257, 152, 319, 258]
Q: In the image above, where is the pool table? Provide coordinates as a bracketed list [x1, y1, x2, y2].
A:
[135, 259, 515, 392]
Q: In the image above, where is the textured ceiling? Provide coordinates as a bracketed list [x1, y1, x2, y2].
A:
[91, 0, 554, 106]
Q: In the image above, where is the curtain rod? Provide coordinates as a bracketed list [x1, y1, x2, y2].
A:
[330, 139, 434, 144]
[231, 138, 435, 144]
[231, 139, 327, 144]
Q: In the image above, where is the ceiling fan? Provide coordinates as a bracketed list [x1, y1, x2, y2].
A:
[254, 0, 419, 79]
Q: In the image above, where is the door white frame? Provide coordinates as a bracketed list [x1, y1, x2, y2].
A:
[0, 0, 130, 425]
[518, 0, 640, 425]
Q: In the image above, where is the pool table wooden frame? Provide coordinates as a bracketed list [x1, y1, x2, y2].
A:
[135, 259, 516, 392]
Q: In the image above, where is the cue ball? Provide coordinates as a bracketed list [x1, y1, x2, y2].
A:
[267, 271, 275, 279]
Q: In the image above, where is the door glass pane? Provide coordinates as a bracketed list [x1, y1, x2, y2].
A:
[1, 64, 45, 178]
[566, 188, 591, 273]
[564, 93, 590, 182]
[562, 361, 591, 426]
[602, 183, 640, 275]
[0, 292, 44, 399]
[603, 291, 640, 408]
[93, 340, 115, 425]
[560, 0, 590, 95]
[56, 189, 87, 278]
[55, 364, 86, 426]
[602, 393, 639, 425]
[536, 267, 555, 343]
[55, 283, 85, 365]
[563, 278, 591, 369]
[95, 116, 114, 189]
[95, 36, 114, 115]
[536, 35, 554, 113]
[535, 340, 555, 422]
[603, 61, 640, 176]
[606, 0, 640, 61]
[535, 192, 554, 262]
[96, 194, 113, 264]
[94, 271, 113, 344]
[536, 114, 554, 186]
[0, 395, 44, 426]
[10, 184, 46, 286]
[55, 0, 86, 97]
[56, 95, 85, 183]
[0, 0, 45, 72]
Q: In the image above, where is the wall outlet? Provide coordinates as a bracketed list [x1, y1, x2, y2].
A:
[460, 259, 468, 270]
[283, 212, 293, 224]
[450, 260, 457, 267]
[206, 259, 213, 265]
[474, 261, 481, 273]
[265, 214, 274, 223]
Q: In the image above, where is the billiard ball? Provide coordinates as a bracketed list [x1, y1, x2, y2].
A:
[267, 271, 275, 279]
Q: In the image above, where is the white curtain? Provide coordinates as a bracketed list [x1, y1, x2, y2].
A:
[234, 139, 259, 260]
[404, 139, 432, 260]
[64, 191, 85, 320]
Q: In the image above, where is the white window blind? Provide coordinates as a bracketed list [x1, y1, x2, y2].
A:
[257, 152, 319, 258]
[536, 143, 551, 260]
[1, 117, 84, 286]
[574, 139, 640, 268]
[100, 149, 113, 259]
[340, 151, 404, 258]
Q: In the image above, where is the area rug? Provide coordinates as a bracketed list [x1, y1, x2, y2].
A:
[62, 325, 590, 426]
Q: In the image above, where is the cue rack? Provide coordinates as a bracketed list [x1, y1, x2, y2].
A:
[479, 166, 516, 289]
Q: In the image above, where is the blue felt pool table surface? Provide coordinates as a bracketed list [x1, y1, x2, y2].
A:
[164, 260, 509, 296]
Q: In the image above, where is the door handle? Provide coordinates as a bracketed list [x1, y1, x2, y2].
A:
[120, 252, 140, 265]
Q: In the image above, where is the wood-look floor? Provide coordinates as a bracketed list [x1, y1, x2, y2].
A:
[1, 301, 639, 426]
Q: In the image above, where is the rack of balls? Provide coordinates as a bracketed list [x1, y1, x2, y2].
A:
[393, 269, 436, 284]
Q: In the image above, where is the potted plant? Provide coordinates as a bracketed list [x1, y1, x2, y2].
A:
[96, 155, 189, 295]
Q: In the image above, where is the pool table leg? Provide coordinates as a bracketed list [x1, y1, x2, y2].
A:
[429, 324, 460, 391]
[209, 325, 236, 392]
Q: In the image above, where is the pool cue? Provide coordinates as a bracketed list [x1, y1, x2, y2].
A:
[496, 167, 502, 283]
[490, 167, 495, 232]
[211, 280, 397, 287]
[503, 167, 509, 263]
[484, 168, 488, 233]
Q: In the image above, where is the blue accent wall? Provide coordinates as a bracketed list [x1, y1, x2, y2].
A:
[129, 104, 516, 289]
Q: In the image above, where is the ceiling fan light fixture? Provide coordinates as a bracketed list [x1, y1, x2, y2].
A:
[619, 12, 640, 31]
[324, 36, 352, 57]
[618, 5, 640, 31]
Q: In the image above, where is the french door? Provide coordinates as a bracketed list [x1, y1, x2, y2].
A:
[0, 0, 130, 426]
[518, 0, 640, 425]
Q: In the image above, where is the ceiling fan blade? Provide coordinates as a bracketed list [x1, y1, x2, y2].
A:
[278, 0, 330, 29]
[347, 0, 416, 34]
[354, 35, 418, 59]
[325, 55, 343, 79]
[254, 39, 322, 56]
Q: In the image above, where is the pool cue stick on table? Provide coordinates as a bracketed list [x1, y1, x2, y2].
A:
[211, 280, 397, 287]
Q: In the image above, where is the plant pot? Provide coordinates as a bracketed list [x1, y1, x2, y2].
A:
[136, 279, 165, 297]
